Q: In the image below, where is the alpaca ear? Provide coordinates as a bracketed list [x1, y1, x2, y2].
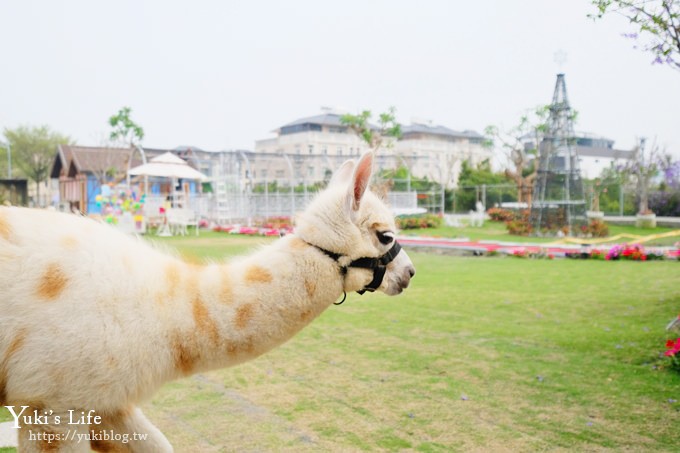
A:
[346, 152, 374, 213]
[329, 159, 355, 187]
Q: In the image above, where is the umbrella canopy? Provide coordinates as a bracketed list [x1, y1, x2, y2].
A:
[128, 152, 208, 181]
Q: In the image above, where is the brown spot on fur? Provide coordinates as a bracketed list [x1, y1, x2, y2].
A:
[0, 211, 11, 241]
[39, 434, 61, 452]
[300, 309, 313, 322]
[192, 297, 220, 345]
[304, 278, 316, 298]
[90, 436, 130, 452]
[36, 263, 69, 300]
[59, 235, 78, 249]
[234, 303, 254, 330]
[289, 237, 309, 250]
[371, 222, 390, 229]
[5, 329, 26, 361]
[164, 262, 181, 300]
[1, 328, 28, 403]
[226, 335, 255, 356]
[244, 265, 272, 284]
[183, 255, 205, 267]
[0, 329, 26, 405]
[90, 407, 134, 451]
[220, 268, 233, 304]
[171, 334, 199, 375]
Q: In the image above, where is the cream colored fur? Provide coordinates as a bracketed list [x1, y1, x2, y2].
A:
[0, 152, 414, 452]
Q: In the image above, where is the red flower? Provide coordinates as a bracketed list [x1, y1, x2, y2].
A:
[666, 338, 680, 356]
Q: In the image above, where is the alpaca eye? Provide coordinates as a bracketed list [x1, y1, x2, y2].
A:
[376, 231, 394, 245]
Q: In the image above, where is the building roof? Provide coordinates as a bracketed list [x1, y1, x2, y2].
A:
[401, 123, 484, 140]
[280, 112, 346, 129]
[279, 113, 484, 140]
[51, 145, 138, 178]
[574, 145, 634, 160]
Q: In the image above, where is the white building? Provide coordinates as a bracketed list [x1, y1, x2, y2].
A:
[572, 133, 634, 179]
[523, 132, 634, 179]
[395, 121, 491, 188]
[255, 111, 490, 188]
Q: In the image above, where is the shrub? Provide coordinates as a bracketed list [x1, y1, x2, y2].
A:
[511, 248, 554, 259]
[396, 214, 442, 230]
[649, 190, 680, 217]
[586, 219, 609, 238]
[505, 210, 532, 236]
[487, 207, 515, 222]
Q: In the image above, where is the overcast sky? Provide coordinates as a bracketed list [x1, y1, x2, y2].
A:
[1, 0, 679, 158]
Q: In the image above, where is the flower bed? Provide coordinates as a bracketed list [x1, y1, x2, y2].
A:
[565, 243, 672, 261]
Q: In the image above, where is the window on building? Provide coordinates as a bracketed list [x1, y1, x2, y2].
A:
[308, 166, 314, 177]
[322, 146, 328, 155]
[295, 146, 301, 155]
[261, 169, 268, 179]
[275, 170, 285, 178]
[338, 147, 343, 156]
[308, 145, 314, 154]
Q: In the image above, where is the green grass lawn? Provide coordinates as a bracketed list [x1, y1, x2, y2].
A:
[2, 234, 679, 452]
[140, 236, 680, 450]
[402, 221, 680, 246]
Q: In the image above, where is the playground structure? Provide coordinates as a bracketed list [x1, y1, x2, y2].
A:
[125, 150, 434, 228]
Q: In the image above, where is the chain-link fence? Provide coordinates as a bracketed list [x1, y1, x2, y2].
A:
[449, 182, 643, 216]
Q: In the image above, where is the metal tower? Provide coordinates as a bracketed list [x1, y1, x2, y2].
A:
[530, 73, 587, 236]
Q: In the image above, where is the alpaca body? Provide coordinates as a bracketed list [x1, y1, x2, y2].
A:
[0, 207, 341, 411]
[0, 152, 415, 451]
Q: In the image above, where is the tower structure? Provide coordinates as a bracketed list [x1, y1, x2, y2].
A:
[530, 74, 587, 235]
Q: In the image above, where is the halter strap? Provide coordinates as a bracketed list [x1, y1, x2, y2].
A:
[305, 239, 402, 298]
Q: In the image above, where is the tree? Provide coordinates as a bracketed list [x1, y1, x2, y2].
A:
[340, 107, 402, 198]
[620, 137, 662, 214]
[455, 159, 509, 212]
[340, 107, 401, 151]
[649, 154, 680, 216]
[3, 125, 73, 205]
[590, 0, 680, 72]
[109, 106, 145, 147]
[484, 106, 551, 207]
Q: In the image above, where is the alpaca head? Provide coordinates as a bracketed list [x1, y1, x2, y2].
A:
[296, 152, 415, 296]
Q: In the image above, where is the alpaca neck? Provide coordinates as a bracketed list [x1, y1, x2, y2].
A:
[163, 235, 344, 378]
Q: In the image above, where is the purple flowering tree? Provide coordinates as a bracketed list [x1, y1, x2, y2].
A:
[659, 153, 680, 189]
[590, 0, 680, 72]
[649, 154, 680, 216]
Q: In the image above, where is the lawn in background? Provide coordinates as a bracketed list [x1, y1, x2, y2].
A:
[401, 221, 680, 246]
[140, 235, 679, 451]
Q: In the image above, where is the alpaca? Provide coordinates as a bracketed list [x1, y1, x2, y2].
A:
[0, 152, 415, 452]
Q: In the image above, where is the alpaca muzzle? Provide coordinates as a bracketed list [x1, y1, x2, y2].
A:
[307, 240, 408, 300]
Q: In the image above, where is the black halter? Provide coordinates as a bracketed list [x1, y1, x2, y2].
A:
[307, 240, 402, 302]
